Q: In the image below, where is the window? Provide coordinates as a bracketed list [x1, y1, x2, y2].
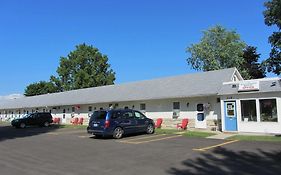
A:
[197, 104, 204, 112]
[134, 111, 146, 119]
[241, 100, 257, 121]
[122, 111, 133, 119]
[88, 106, 92, 112]
[173, 102, 180, 110]
[197, 113, 205, 121]
[72, 107, 75, 112]
[260, 99, 277, 122]
[111, 111, 122, 119]
[63, 109, 66, 113]
[140, 103, 146, 110]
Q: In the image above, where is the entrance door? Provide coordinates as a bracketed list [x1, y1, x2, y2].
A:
[195, 112, 207, 128]
[224, 101, 237, 131]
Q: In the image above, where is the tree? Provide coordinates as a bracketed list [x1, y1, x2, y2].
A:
[242, 46, 266, 79]
[52, 43, 116, 91]
[24, 43, 116, 96]
[24, 81, 59, 96]
[263, 0, 281, 75]
[186, 25, 251, 78]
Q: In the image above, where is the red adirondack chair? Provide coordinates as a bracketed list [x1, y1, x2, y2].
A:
[176, 118, 189, 130]
[155, 118, 163, 128]
[71, 117, 79, 125]
[56, 117, 61, 124]
[52, 117, 57, 124]
[77, 117, 84, 125]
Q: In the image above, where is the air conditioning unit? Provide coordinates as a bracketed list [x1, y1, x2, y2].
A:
[172, 110, 180, 119]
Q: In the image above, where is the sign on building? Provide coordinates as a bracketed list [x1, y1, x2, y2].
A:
[238, 81, 259, 92]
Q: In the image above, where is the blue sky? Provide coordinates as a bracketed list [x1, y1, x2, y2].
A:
[0, 0, 275, 96]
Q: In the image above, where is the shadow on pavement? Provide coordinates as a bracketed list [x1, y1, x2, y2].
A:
[168, 147, 281, 175]
[0, 124, 60, 142]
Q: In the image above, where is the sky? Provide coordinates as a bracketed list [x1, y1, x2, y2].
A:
[0, 0, 276, 96]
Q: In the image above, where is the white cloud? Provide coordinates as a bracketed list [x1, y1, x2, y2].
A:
[0, 94, 23, 100]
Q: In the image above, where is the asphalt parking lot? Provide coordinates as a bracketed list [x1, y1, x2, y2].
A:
[0, 123, 281, 175]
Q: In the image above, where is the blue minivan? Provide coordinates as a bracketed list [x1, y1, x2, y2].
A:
[87, 109, 155, 139]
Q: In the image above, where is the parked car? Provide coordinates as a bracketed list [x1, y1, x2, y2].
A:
[11, 112, 53, 128]
[87, 109, 155, 139]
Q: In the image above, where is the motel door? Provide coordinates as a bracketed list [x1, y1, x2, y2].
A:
[224, 101, 237, 131]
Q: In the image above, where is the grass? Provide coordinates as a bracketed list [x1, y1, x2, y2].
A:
[228, 135, 281, 142]
[182, 131, 216, 138]
[155, 128, 216, 138]
[155, 128, 180, 134]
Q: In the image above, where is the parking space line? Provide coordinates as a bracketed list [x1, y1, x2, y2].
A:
[78, 135, 90, 138]
[120, 135, 182, 144]
[193, 140, 239, 152]
[118, 134, 166, 142]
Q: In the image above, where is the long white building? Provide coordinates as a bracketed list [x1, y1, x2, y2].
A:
[1, 68, 281, 134]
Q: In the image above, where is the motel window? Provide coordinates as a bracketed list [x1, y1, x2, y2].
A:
[88, 106, 92, 112]
[173, 102, 180, 110]
[241, 100, 257, 122]
[260, 99, 277, 122]
[197, 104, 204, 112]
[140, 103, 146, 111]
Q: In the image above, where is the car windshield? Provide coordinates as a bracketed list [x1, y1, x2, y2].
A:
[20, 114, 31, 119]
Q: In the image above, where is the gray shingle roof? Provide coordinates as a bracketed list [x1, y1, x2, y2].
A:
[218, 78, 281, 95]
[0, 68, 237, 110]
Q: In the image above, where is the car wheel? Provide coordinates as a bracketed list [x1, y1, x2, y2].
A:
[146, 124, 154, 134]
[43, 121, 50, 127]
[20, 123, 26, 129]
[113, 127, 124, 139]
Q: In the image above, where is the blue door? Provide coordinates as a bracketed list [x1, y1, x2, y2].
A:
[224, 101, 237, 131]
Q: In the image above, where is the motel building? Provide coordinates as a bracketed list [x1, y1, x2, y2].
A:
[0, 68, 281, 134]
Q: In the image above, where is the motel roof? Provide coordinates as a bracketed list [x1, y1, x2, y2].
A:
[0, 68, 239, 110]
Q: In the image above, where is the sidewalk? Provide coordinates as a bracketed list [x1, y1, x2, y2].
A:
[207, 132, 237, 140]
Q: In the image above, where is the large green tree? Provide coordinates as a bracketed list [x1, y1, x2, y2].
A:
[186, 25, 250, 78]
[52, 44, 116, 91]
[25, 43, 116, 96]
[24, 81, 59, 96]
[263, 0, 281, 75]
[242, 46, 266, 79]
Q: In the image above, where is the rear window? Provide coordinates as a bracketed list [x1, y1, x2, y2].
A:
[91, 111, 107, 120]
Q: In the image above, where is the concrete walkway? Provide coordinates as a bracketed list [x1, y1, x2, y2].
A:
[207, 132, 237, 140]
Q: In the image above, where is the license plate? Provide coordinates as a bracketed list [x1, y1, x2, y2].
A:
[93, 123, 98, 127]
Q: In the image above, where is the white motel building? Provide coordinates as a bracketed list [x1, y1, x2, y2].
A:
[0, 68, 281, 134]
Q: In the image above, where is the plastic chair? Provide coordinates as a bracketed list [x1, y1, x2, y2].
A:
[77, 117, 84, 125]
[176, 118, 189, 130]
[155, 118, 163, 128]
[71, 117, 79, 125]
[56, 118, 61, 124]
[52, 117, 57, 124]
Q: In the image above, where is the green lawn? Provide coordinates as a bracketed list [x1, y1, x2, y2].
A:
[155, 128, 216, 138]
[182, 131, 216, 138]
[228, 135, 281, 142]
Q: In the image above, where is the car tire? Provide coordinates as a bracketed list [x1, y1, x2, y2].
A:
[113, 127, 124, 139]
[20, 123, 26, 129]
[146, 124, 154, 134]
[43, 121, 50, 127]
